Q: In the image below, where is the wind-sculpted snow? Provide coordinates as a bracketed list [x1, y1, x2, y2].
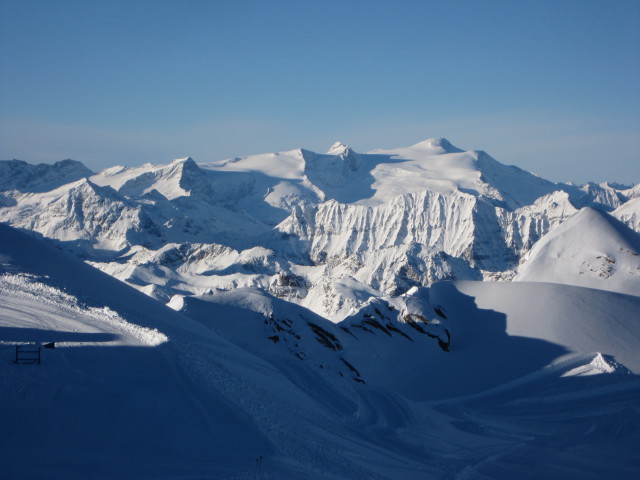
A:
[0, 273, 168, 346]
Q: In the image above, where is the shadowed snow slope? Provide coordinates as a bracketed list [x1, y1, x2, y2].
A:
[515, 207, 640, 296]
[432, 281, 640, 373]
[2, 224, 640, 479]
[0, 223, 276, 479]
[0, 159, 93, 193]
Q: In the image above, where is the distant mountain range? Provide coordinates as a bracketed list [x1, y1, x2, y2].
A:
[1, 138, 638, 320]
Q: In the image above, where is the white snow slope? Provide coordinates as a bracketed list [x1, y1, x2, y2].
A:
[515, 207, 640, 295]
[2, 222, 640, 478]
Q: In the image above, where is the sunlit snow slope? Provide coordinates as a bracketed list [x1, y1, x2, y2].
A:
[515, 207, 640, 295]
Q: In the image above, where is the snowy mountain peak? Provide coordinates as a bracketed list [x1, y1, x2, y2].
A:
[172, 156, 195, 164]
[327, 142, 350, 155]
[411, 137, 461, 154]
[515, 207, 640, 295]
[54, 158, 89, 169]
[566, 206, 638, 240]
[0, 158, 93, 193]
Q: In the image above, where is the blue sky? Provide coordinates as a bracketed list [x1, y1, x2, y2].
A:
[1, 0, 639, 184]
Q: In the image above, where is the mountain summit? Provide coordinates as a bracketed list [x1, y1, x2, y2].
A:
[515, 207, 640, 295]
[326, 141, 350, 155]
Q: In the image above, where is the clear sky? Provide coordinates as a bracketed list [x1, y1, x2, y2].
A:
[1, 0, 639, 185]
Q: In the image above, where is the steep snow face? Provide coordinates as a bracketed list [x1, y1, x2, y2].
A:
[614, 196, 640, 233]
[271, 190, 500, 314]
[515, 208, 640, 296]
[0, 178, 156, 254]
[90, 157, 212, 201]
[497, 190, 580, 257]
[277, 190, 479, 262]
[0, 159, 93, 193]
[275, 188, 579, 295]
[577, 182, 628, 210]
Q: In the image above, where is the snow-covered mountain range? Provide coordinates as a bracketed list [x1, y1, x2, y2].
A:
[2, 138, 640, 478]
[1, 138, 638, 319]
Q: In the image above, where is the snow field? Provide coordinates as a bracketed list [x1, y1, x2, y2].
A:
[1, 137, 640, 478]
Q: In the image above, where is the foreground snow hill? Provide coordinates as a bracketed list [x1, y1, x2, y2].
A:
[2, 223, 640, 478]
[515, 207, 640, 296]
[0, 223, 275, 478]
[171, 279, 640, 401]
